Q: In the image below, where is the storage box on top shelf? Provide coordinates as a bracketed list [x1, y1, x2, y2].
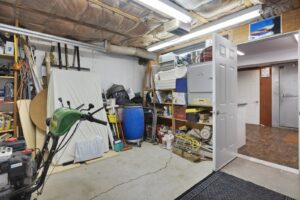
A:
[175, 78, 187, 92]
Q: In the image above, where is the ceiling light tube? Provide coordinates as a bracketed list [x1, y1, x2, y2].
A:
[135, 0, 192, 23]
[147, 5, 262, 52]
[237, 50, 245, 56]
[294, 34, 299, 42]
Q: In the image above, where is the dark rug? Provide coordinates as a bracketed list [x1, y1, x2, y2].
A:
[176, 172, 294, 200]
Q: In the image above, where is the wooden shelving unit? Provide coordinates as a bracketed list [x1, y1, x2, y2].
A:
[0, 23, 19, 136]
[0, 54, 14, 59]
[154, 89, 212, 133]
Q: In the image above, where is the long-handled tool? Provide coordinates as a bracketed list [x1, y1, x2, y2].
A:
[118, 122, 132, 151]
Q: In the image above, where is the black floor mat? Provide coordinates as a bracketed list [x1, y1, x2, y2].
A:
[176, 171, 294, 200]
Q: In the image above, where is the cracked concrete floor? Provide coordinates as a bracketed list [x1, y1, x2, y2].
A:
[36, 142, 213, 200]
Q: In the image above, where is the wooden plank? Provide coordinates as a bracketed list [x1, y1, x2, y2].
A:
[36, 127, 46, 150]
[30, 89, 47, 131]
[17, 100, 36, 149]
[48, 150, 119, 175]
[13, 19, 19, 137]
[0, 54, 14, 59]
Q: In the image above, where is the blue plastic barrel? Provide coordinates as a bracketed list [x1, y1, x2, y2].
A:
[122, 105, 144, 142]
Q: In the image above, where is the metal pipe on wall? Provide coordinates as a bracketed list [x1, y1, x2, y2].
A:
[0, 23, 157, 60]
[0, 23, 106, 52]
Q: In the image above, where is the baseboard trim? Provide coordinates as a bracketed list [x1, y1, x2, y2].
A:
[236, 154, 299, 175]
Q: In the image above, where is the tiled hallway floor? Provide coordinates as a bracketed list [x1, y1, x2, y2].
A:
[238, 124, 298, 169]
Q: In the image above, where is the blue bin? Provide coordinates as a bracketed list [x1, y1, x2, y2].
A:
[122, 105, 144, 142]
[176, 78, 187, 92]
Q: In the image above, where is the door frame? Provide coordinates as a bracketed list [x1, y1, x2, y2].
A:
[236, 31, 300, 174]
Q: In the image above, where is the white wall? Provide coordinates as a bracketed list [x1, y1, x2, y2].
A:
[238, 70, 260, 124]
[32, 40, 145, 94]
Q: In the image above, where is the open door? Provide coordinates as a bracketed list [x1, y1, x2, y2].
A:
[213, 34, 238, 170]
[298, 30, 300, 172]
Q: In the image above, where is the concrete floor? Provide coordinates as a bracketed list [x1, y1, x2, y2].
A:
[222, 158, 300, 200]
[34, 143, 300, 200]
[36, 142, 213, 200]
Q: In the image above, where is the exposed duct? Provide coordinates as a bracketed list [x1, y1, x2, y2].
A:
[105, 40, 157, 60]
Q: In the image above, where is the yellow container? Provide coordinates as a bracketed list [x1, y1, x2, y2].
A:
[108, 114, 117, 123]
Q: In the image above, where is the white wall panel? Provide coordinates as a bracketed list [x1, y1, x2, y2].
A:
[238, 70, 260, 124]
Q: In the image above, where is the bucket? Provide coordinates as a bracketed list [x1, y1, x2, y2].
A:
[122, 105, 144, 142]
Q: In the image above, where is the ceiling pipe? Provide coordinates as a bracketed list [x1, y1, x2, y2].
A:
[105, 40, 157, 60]
[0, 23, 157, 60]
[0, 23, 106, 52]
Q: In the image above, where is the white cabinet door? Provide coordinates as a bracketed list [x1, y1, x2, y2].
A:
[213, 34, 238, 171]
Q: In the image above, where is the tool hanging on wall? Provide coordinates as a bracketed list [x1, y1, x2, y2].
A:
[72, 46, 81, 71]
[51, 44, 88, 71]
[64, 44, 69, 70]
[57, 43, 62, 69]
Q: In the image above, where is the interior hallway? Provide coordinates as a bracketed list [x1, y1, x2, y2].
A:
[238, 124, 298, 169]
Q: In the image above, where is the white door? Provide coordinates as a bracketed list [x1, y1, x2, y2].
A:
[298, 30, 300, 171]
[279, 64, 298, 128]
[213, 34, 238, 171]
[238, 70, 260, 124]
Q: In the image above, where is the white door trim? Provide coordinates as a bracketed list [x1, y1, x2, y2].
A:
[237, 154, 299, 174]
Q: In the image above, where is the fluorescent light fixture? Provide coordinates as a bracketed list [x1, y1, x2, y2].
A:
[148, 5, 261, 52]
[294, 34, 298, 42]
[135, 0, 192, 23]
[237, 50, 245, 56]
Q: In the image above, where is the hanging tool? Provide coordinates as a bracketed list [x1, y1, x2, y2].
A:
[64, 44, 69, 70]
[57, 43, 62, 69]
[118, 122, 132, 151]
[72, 46, 81, 71]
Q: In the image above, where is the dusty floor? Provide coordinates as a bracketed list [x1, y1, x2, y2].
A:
[34, 142, 300, 200]
[238, 124, 299, 169]
[35, 142, 213, 200]
[222, 158, 300, 200]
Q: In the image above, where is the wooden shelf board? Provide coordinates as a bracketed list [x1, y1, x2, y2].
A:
[156, 89, 174, 92]
[155, 102, 172, 105]
[0, 129, 14, 134]
[0, 76, 14, 79]
[158, 115, 172, 119]
[0, 101, 14, 104]
[174, 118, 212, 126]
[187, 104, 213, 108]
[0, 54, 14, 59]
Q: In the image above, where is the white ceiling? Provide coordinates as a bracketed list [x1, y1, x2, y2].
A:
[238, 33, 298, 68]
[238, 34, 298, 56]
